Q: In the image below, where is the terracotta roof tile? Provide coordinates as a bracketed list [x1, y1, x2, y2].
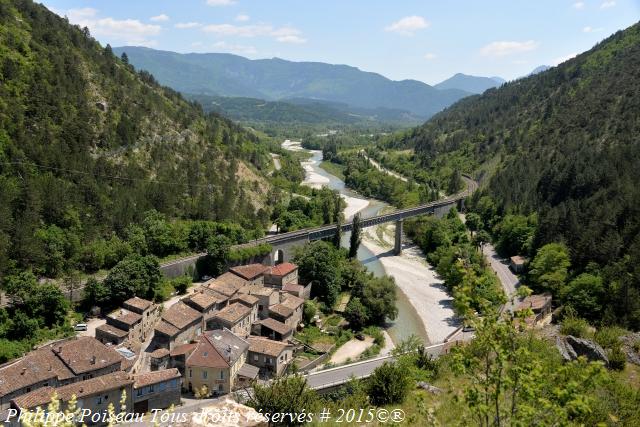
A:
[258, 318, 292, 336]
[269, 303, 294, 319]
[282, 283, 304, 294]
[232, 293, 259, 307]
[154, 320, 180, 337]
[186, 292, 220, 311]
[248, 337, 291, 357]
[269, 263, 298, 277]
[52, 337, 123, 375]
[123, 297, 153, 312]
[0, 347, 72, 397]
[186, 330, 248, 369]
[214, 302, 251, 324]
[281, 295, 304, 310]
[149, 348, 170, 359]
[133, 368, 180, 388]
[12, 372, 133, 409]
[169, 343, 197, 357]
[96, 324, 128, 338]
[230, 264, 270, 281]
[207, 272, 248, 297]
[161, 302, 202, 330]
[109, 309, 142, 326]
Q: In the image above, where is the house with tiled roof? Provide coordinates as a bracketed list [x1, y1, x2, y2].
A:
[96, 297, 159, 346]
[282, 282, 312, 300]
[183, 291, 223, 321]
[247, 336, 294, 378]
[253, 318, 293, 342]
[185, 329, 253, 395]
[231, 294, 259, 324]
[238, 285, 279, 320]
[0, 337, 123, 410]
[264, 263, 298, 288]
[207, 303, 252, 337]
[269, 294, 304, 329]
[206, 272, 248, 298]
[10, 369, 181, 419]
[229, 264, 270, 285]
[152, 302, 203, 350]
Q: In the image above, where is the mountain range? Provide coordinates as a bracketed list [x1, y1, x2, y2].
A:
[434, 73, 505, 94]
[113, 47, 471, 119]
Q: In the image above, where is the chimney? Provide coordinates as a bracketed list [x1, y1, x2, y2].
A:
[21, 368, 27, 375]
[90, 356, 96, 365]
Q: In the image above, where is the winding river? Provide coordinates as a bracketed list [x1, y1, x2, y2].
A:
[282, 142, 430, 345]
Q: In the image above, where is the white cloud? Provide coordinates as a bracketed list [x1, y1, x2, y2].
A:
[206, 0, 236, 6]
[235, 14, 250, 22]
[601, 1, 616, 8]
[175, 22, 202, 29]
[583, 26, 603, 32]
[66, 8, 160, 46]
[202, 23, 307, 43]
[385, 16, 429, 35]
[480, 40, 538, 57]
[573, 1, 585, 9]
[553, 52, 578, 65]
[150, 14, 169, 22]
[213, 41, 257, 55]
[424, 53, 437, 60]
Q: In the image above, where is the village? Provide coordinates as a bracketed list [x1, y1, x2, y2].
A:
[0, 262, 324, 421]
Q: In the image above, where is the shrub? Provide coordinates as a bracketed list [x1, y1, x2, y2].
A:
[171, 276, 192, 295]
[560, 315, 590, 338]
[594, 326, 626, 350]
[363, 326, 385, 347]
[608, 346, 626, 371]
[367, 361, 412, 406]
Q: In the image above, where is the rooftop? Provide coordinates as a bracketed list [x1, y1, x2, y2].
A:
[108, 309, 142, 326]
[281, 294, 304, 310]
[282, 283, 304, 294]
[51, 336, 123, 375]
[269, 262, 298, 277]
[187, 329, 248, 369]
[207, 272, 249, 297]
[214, 302, 251, 324]
[243, 285, 275, 297]
[237, 363, 260, 379]
[517, 293, 552, 312]
[149, 348, 170, 359]
[0, 347, 72, 398]
[133, 368, 181, 388]
[230, 264, 270, 281]
[269, 303, 294, 319]
[258, 318, 293, 336]
[95, 323, 128, 338]
[248, 336, 291, 357]
[169, 343, 197, 357]
[186, 292, 221, 311]
[12, 372, 133, 409]
[154, 320, 179, 337]
[161, 302, 202, 330]
[123, 296, 153, 312]
[510, 255, 527, 265]
[232, 293, 259, 307]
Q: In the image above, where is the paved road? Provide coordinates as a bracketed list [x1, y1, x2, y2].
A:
[482, 243, 521, 311]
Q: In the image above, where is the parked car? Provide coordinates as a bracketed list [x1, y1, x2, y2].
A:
[74, 323, 88, 332]
[355, 333, 365, 341]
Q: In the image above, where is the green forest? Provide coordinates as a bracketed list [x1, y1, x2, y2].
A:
[387, 22, 640, 328]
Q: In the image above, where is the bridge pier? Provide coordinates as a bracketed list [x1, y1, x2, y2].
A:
[394, 219, 403, 255]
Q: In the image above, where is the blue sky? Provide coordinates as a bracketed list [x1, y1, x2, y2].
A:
[41, 0, 640, 84]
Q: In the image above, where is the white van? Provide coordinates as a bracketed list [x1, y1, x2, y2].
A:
[74, 323, 88, 332]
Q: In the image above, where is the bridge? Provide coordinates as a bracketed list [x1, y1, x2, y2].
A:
[238, 175, 477, 265]
[158, 176, 477, 277]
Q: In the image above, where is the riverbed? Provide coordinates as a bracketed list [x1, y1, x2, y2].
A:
[281, 140, 459, 345]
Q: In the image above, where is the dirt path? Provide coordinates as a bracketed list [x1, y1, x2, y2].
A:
[329, 337, 374, 365]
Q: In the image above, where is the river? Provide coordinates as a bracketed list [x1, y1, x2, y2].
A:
[282, 141, 431, 345]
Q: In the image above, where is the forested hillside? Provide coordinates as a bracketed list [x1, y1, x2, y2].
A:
[0, 0, 274, 279]
[392, 22, 640, 326]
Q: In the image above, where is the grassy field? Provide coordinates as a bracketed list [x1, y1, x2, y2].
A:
[319, 160, 346, 180]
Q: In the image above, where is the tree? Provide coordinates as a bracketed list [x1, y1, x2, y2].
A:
[357, 276, 398, 325]
[120, 51, 129, 64]
[344, 297, 369, 330]
[206, 235, 232, 277]
[82, 277, 109, 309]
[303, 300, 317, 324]
[494, 214, 536, 257]
[247, 375, 319, 426]
[559, 273, 604, 320]
[349, 213, 362, 259]
[102, 254, 162, 307]
[465, 212, 483, 236]
[529, 243, 571, 292]
[333, 217, 342, 249]
[473, 230, 491, 253]
[366, 361, 412, 406]
[294, 241, 342, 306]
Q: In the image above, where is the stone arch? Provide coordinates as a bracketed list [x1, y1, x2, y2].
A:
[274, 249, 285, 265]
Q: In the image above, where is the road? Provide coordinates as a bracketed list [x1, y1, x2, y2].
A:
[360, 151, 408, 182]
[482, 243, 521, 311]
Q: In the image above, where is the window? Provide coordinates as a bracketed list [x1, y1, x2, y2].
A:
[203, 371, 208, 379]
[96, 397, 102, 404]
[149, 385, 154, 393]
[159, 382, 166, 391]
[218, 384, 223, 392]
[267, 357, 272, 364]
[137, 389, 143, 397]
[105, 395, 109, 401]
[253, 355, 259, 362]
[219, 371, 224, 380]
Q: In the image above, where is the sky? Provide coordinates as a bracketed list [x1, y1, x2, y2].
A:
[41, 0, 640, 84]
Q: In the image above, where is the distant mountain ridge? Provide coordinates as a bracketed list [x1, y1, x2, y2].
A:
[113, 47, 471, 119]
[434, 73, 505, 94]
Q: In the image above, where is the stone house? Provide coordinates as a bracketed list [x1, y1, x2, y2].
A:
[132, 369, 182, 414]
[239, 285, 278, 320]
[231, 293, 260, 324]
[516, 293, 553, 327]
[247, 337, 294, 378]
[269, 294, 304, 330]
[264, 263, 298, 289]
[153, 302, 203, 350]
[95, 297, 158, 345]
[0, 337, 124, 410]
[253, 318, 293, 342]
[229, 264, 270, 286]
[183, 291, 222, 322]
[282, 283, 312, 300]
[509, 256, 526, 273]
[184, 329, 251, 396]
[207, 303, 252, 337]
[205, 272, 248, 299]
